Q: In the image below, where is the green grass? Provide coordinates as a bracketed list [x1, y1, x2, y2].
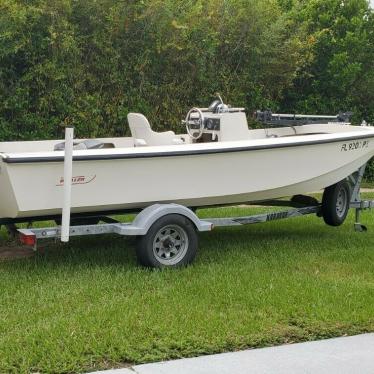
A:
[0, 194, 374, 373]
[362, 180, 374, 189]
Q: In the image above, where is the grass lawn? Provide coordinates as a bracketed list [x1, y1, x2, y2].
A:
[362, 180, 374, 189]
[0, 193, 373, 373]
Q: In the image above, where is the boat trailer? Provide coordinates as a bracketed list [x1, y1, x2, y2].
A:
[13, 128, 374, 267]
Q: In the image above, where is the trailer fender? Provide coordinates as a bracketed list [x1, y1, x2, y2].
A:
[117, 204, 212, 236]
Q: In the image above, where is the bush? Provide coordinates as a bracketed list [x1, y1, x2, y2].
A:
[365, 159, 374, 182]
[0, 0, 305, 140]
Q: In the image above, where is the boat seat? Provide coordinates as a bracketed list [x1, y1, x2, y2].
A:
[54, 139, 105, 151]
[128, 113, 184, 146]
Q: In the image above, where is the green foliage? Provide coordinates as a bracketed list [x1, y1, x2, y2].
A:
[0, 0, 304, 139]
[0, 0, 373, 178]
[366, 159, 374, 181]
[281, 0, 374, 122]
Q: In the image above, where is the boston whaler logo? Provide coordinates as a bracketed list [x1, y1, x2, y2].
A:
[341, 140, 369, 152]
[56, 175, 96, 186]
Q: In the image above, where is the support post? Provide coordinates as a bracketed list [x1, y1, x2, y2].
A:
[61, 126, 74, 242]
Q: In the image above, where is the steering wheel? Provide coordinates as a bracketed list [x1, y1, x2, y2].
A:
[185, 107, 205, 140]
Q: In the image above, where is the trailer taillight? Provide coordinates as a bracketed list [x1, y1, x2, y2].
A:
[19, 232, 36, 247]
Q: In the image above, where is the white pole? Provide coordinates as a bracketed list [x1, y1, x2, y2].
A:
[61, 126, 74, 242]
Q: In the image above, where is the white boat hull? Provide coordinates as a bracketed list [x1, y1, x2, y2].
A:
[1, 127, 374, 220]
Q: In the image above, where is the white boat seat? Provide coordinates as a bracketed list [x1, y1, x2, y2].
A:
[128, 113, 184, 146]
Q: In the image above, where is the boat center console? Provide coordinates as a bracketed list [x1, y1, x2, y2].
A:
[184, 98, 247, 142]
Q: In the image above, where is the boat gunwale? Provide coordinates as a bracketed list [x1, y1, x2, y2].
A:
[2, 131, 374, 164]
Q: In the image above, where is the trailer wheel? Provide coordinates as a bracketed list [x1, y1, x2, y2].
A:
[322, 180, 351, 226]
[136, 214, 198, 268]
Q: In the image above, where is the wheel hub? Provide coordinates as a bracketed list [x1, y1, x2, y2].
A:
[162, 237, 174, 249]
[152, 225, 189, 265]
[336, 188, 348, 218]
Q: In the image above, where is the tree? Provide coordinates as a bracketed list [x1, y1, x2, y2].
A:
[282, 0, 374, 124]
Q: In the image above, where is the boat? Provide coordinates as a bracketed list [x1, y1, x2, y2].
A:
[0, 98, 374, 223]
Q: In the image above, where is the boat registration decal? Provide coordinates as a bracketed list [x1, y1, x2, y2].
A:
[56, 175, 96, 186]
[341, 140, 369, 152]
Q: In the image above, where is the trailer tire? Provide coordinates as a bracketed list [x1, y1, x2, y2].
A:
[322, 180, 351, 226]
[136, 214, 198, 268]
